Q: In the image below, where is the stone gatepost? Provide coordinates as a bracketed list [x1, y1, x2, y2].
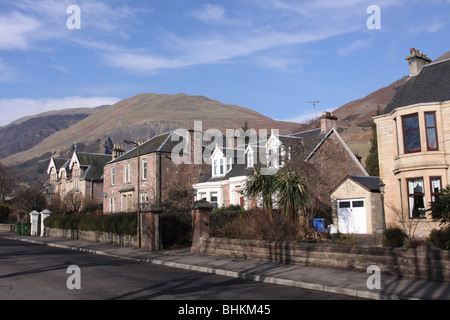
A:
[40, 209, 51, 237]
[29, 210, 40, 236]
[142, 204, 164, 251]
[191, 200, 213, 254]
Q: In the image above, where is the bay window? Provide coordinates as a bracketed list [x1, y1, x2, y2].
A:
[425, 112, 438, 151]
[402, 114, 421, 153]
[407, 178, 426, 218]
[430, 177, 442, 202]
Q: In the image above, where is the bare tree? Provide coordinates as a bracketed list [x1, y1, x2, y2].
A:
[0, 162, 17, 202]
[386, 203, 421, 239]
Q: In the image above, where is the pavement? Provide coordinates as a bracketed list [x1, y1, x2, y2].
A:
[1, 232, 449, 300]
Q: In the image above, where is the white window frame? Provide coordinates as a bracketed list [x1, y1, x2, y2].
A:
[111, 166, 116, 186]
[142, 159, 147, 181]
[124, 162, 131, 183]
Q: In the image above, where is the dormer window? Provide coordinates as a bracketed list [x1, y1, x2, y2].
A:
[247, 150, 253, 168]
[219, 158, 224, 175]
[227, 157, 232, 172]
[211, 145, 229, 178]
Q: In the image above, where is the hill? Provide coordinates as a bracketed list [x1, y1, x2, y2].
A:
[0, 107, 107, 161]
[1, 93, 302, 182]
[331, 50, 450, 164]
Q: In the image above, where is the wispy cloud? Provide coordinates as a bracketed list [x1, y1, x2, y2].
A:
[0, 12, 41, 50]
[0, 96, 120, 126]
[337, 39, 373, 56]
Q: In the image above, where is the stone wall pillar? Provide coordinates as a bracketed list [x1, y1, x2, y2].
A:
[29, 210, 40, 236]
[191, 200, 213, 254]
[40, 209, 51, 237]
[142, 204, 163, 251]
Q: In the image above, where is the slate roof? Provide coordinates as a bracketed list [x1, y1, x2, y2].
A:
[348, 175, 380, 192]
[76, 152, 112, 180]
[382, 58, 450, 115]
[109, 132, 178, 164]
[196, 128, 327, 184]
[53, 158, 70, 171]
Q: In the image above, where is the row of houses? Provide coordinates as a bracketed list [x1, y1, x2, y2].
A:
[44, 48, 450, 238]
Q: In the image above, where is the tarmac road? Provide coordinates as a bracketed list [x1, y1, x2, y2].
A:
[0, 236, 361, 301]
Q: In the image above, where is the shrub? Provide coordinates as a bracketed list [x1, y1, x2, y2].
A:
[160, 211, 192, 248]
[214, 209, 299, 242]
[383, 227, 407, 247]
[427, 227, 450, 250]
[44, 212, 137, 235]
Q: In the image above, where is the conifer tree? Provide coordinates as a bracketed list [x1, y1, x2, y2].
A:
[366, 106, 381, 176]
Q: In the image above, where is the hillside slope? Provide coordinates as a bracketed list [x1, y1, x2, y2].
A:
[2, 93, 302, 166]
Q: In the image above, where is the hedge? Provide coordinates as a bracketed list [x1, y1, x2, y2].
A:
[44, 212, 137, 236]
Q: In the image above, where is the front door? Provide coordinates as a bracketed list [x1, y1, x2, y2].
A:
[337, 199, 367, 234]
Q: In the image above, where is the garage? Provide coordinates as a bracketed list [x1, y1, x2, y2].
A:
[337, 199, 367, 234]
[331, 175, 384, 235]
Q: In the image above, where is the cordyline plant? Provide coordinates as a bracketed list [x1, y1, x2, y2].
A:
[244, 166, 311, 220]
[428, 185, 450, 227]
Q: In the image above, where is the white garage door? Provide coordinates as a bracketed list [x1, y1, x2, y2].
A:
[337, 199, 367, 234]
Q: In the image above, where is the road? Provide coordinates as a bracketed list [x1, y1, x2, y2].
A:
[0, 236, 362, 303]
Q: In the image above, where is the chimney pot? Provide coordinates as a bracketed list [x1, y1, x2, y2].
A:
[320, 111, 338, 133]
[405, 48, 431, 76]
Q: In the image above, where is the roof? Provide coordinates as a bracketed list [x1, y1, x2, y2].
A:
[332, 175, 380, 193]
[53, 158, 69, 170]
[74, 152, 112, 180]
[383, 58, 450, 115]
[109, 132, 176, 164]
[195, 127, 336, 185]
[47, 157, 69, 174]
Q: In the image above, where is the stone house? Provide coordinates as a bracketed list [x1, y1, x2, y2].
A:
[102, 131, 209, 214]
[374, 48, 450, 237]
[331, 175, 383, 234]
[193, 113, 369, 215]
[45, 151, 112, 208]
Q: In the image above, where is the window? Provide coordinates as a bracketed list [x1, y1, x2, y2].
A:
[430, 177, 442, 202]
[425, 112, 438, 151]
[339, 201, 351, 208]
[110, 197, 116, 213]
[227, 157, 232, 172]
[219, 158, 224, 175]
[407, 178, 426, 218]
[402, 114, 421, 153]
[124, 162, 131, 183]
[142, 159, 147, 180]
[213, 159, 218, 176]
[210, 192, 218, 208]
[111, 167, 115, 185]
[247, 150, 254, 168]
[352, 200, 364, 208]
[140, 192, 149, 208]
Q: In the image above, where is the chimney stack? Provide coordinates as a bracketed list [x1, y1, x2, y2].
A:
[320, 111, 338, 133]
[112, 143, 125, 160]
[406, 48, 431, 76]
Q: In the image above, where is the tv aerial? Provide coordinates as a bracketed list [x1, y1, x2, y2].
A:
[305, 101, 320, 118]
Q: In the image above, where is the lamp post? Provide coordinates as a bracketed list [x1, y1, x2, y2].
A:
[379, 179, 386, 234]
[124, 139, 141, 248]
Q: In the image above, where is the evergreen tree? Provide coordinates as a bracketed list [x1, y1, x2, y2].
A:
[366, 106, 381, 176]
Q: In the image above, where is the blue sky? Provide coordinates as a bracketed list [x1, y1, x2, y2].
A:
[0, 0, 449, 127]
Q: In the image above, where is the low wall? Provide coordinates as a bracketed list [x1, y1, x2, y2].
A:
[44, 227, 137, 247]
[0, 224, 15, 232]
[199, 237, 450, 282]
